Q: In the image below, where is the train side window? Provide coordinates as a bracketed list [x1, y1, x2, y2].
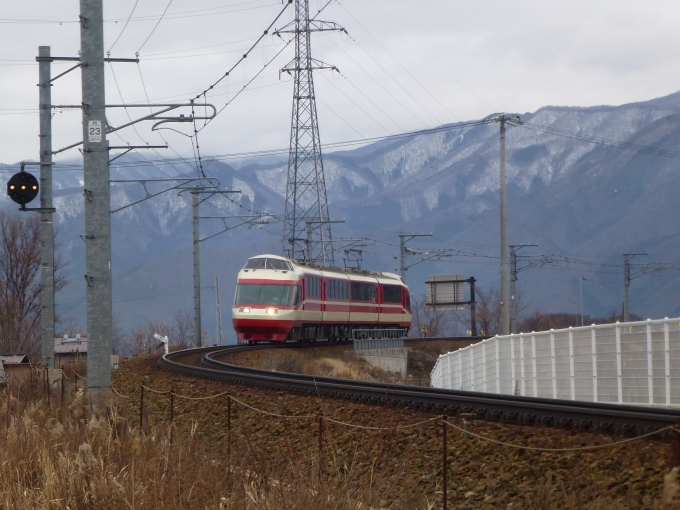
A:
[306, 276, 321, 298]
[405, 294, 411, 312]
[383, 285, 402, 303]
[351, 282, 376, 302]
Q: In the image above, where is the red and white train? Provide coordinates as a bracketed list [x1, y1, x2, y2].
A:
[232, 254, 412, 343]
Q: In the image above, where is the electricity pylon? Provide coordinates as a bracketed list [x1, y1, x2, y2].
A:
[275, 0, 345, 266]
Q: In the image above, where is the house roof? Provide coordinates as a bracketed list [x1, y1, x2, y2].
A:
[0, 354, 30, 364]
[54, 336, 88, 355]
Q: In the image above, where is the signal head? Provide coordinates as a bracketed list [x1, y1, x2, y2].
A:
[7, 171, 39, 205]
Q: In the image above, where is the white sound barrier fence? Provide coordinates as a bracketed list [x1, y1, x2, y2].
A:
[430, 318, 680, 408]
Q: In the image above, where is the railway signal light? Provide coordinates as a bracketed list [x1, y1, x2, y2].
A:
[7, 171, 39, 206]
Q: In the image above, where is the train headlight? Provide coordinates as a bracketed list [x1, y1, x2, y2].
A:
[265, 307, 278, 315]
[239, 307, 251, 313]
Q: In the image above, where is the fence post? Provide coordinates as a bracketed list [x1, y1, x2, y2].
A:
[550, 330, 556, 399]
[61, 371, 65, 408]
[495, 336, 500, 394]
[670, 418, 680, 470]
[46, 368, 50, 410]
[169, 391, 174, 445]
[646, 319, 654, 406]
[318, 413, 323, 479]
[457, 350, 462, 390]
[442, 417, 448, 510]
[227, 393, 231, 463]
[482, 340, 487, 392]
[510, 335, 516, 395]
[531, 332, 537, 398]
[615, 322, 623, 404]
[139, 384, 145, 430]
[74, 372, 78, 395]
[664, 318, 671, 408]
[568, 327, 575, 400]
[519, 333, 525, 397]
[469, 345, 474, 392]
[591, 326, 598, 402]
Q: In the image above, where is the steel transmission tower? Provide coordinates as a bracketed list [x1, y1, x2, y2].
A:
[276, 0, 345, 266]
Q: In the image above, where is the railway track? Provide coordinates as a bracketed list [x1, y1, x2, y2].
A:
[158, 343, 680, 436]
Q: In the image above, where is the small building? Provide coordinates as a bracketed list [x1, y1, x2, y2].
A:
[0, 353, 31, 380]
[54, 334, 88, 367]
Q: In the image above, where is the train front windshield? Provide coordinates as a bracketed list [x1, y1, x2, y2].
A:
[235, 284, 299, 306]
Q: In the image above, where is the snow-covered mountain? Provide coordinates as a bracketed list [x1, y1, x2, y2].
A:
[3, 91, 680, 341]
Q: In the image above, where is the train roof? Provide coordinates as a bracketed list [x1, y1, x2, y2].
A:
[245, 254, 404, 283]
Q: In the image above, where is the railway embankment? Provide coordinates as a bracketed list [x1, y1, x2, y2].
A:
[215, 338, 481, 385]
[109, 353, 679, 509]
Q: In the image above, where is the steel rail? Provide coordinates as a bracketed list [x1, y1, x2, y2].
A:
[158, 344, 680, 436]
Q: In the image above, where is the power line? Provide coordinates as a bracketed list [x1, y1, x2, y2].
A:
[107, 0, 140, 54]
[136, 0, 174, 54]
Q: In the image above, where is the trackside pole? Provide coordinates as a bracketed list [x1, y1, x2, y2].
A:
[226, 393, 231, 463]
[169, 391, 174, 445]
[80, 0, 113, 394]
[442, 417, 448, 510]
[38, 46, 55, 369]
[671, 418, 680, 470]
[139, 385, 145, 430]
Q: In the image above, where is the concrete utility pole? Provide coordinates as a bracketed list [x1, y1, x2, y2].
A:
[215, 275, 222, 346]
[38, 46, 55, 368]
[499, 117, 509, 336]
[192, 192, 201, 348]
[80, 0, 112, 392]
[579, 275, 585, 327]
[399, 232, 432, 282]
[622, 253, 646, 323]
[483, 113, 521, 336]
[509, 244, 538, 334]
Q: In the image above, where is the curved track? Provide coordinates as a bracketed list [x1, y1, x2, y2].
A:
[159, 343, 680, 436]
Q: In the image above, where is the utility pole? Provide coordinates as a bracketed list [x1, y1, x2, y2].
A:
[500, 117, 509, 335]
[276, 0, 345, 266]
[215, 275, 222, 346]
[623, 253, 647, 323]
[509, 244, 538, 333]
[80, 0, 112, 392]
[399, 232, 432, 282]
[38, 46, 55, 368]
[483, 114, 521, 336]
[216, 276, 222, 346]
[192, 192, 201, 348]
[579, 275, 585, 327]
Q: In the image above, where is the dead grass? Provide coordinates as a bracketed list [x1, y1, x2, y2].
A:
[0, 358, 676, 509]
[0, 376, 428, 509]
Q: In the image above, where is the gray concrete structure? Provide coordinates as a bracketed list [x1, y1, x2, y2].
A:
[356, 348, 411, 379]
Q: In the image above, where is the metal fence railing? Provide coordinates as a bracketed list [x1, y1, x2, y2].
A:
[430, 318, 680, 407]
[353, 329, 405, 351]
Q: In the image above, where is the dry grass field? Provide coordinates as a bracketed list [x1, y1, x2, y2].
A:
[0, 354, 678, 509]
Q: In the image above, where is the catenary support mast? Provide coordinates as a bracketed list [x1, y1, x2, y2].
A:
[38, 46, 55, 368]
[80, 0, 112, 392]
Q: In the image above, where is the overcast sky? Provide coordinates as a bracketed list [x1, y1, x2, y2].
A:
[2, 0, 680, 167]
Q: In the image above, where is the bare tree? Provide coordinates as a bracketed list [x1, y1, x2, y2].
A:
[0, 212, 67, 357]
[172, 309, 193, 348]
[409, 294, 459, 338]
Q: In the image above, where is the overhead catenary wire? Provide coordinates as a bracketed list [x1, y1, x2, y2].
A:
[107, 0, 140, 54]
[136, 0, 174, 55]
